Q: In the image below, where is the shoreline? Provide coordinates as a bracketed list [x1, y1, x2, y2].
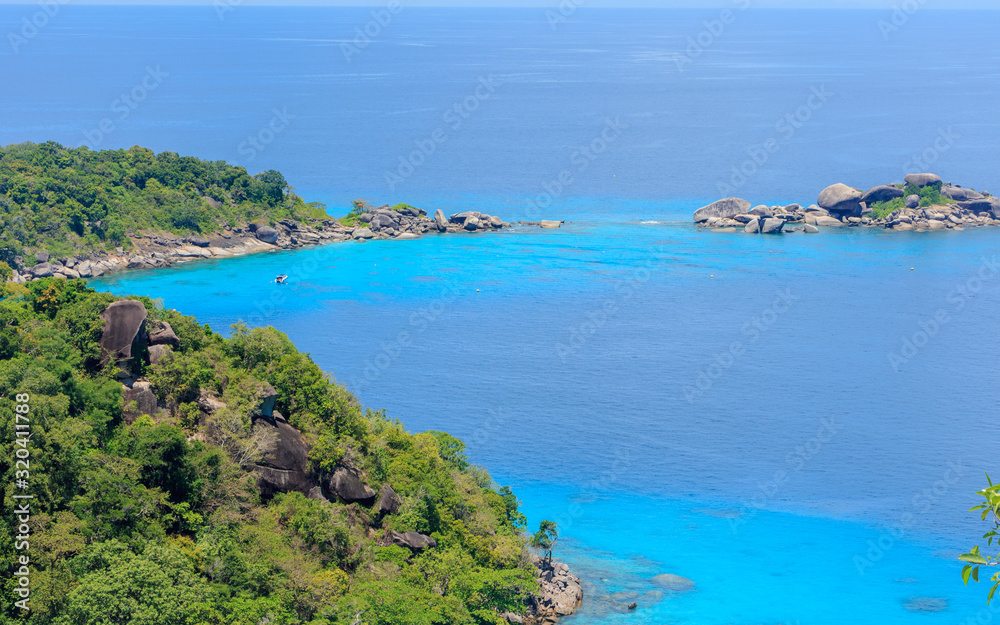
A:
[8, 207, 564, 285]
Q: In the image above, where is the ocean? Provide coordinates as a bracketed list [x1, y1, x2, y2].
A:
[6, 5, 1000, 623]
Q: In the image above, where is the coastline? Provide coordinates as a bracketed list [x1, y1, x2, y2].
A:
[8, 208, 563, 285]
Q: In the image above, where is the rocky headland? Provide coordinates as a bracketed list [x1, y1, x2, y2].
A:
[6, 205, 560, 284]
[693, 173, 1000, 234]
[96, 295, 582, 624]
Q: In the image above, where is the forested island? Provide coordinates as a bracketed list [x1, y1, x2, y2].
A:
[0, 142, 517, 284]
[0, 278, 582, 624]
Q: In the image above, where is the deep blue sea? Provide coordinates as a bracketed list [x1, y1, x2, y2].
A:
[5, 5, 1000, 623]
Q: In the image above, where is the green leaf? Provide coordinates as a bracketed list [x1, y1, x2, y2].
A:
[960, 553, 990, 565]
[963, 565, 974, 585]
[974, 567, 981, 583]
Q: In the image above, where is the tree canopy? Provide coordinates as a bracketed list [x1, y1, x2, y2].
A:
[0, 141, 329, 264]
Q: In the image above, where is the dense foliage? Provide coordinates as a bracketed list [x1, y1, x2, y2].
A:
[0, 279, 537, 625]
[868, 182, 955, 220]
[0, 141, 329, 264]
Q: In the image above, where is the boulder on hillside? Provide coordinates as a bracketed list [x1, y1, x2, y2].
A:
[148, 344, 172, 366]
[256, 226, 280, 244]
[254, 413, 314, 499]
[30, 263, 55, 278]
[99, 300, 149, 369]
[693, 198, 750, 223]
[385, 530, 437, 552]
[904, 173, 943, 188]
[905, 195, 920, 209]
[256, 383, 278, 417]
[433, 209, 448, 232]
[326, 466, 378, 505]
[123, 380, 158, 423]
[818, 183, 863, 215]
[35, 251, 50, 263]
[861, 185, 904, 206]
[148, 321, 181, 348]
[377, 484, 402, 519]
[187, 236, 210, 248]
[942, 186, 984, 201]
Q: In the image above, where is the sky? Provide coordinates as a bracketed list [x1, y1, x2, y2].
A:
[0, 0, 994, 7]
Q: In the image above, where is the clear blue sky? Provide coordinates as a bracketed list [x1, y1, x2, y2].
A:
[0, 0, 993, 7]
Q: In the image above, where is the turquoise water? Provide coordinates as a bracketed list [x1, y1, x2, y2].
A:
[8, 5, 1000, 622]
[93, 206, 1000, 623]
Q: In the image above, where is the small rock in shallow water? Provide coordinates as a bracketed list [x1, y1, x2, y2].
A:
[651, 573, 695, 592]
[903, 597, 947, 613]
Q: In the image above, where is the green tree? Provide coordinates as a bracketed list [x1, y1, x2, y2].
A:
[530, 520, 558, 563]
[961, 475, 1000, 602]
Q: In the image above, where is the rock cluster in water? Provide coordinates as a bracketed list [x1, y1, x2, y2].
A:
[694, 173, 1000, 234]
[504, 556, 583, 625]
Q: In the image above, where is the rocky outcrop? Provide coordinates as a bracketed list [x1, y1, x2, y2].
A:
[122, 380, 158, 423]
[148, 344, 172, 365]
[761, 217, 785, 234]
[256, 383, 278, 418]
[693, 176, 1000, 235]
[254, 412, 314, 500]
[861, 184, 904, 205]
[148, 321, 180, 348]
[818, 183, 863, 216]
[326, 466, 378, 505]
[433, 209, 448, 232]
[526, 557, 583, 624]
[99, 300, 148, 371]
[693, 198, 750, 223]
[384, 530, 437, 552]
[904, 172, 943, 188]
[7, 205, 524, 285]
[942, 185, 983, 201]
[255, 226, 280, 244]
[376, 484, 402, 519]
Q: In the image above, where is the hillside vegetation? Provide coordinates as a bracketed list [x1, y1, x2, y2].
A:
[0, 141, 329, 264]
[0, 278, 539, 625]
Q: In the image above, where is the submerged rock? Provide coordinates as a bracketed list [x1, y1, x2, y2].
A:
[651, 573, 695, 592]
